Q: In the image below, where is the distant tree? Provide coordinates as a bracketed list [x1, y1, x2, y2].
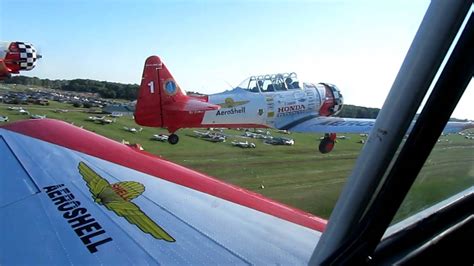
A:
[337, 104, 380, 119]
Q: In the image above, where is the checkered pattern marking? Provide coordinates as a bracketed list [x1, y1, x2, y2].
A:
[16, 42, 38, 70]
[333, 103, 342, 113]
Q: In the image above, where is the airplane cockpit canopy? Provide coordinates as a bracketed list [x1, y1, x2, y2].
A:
[237, 72, 301, 93]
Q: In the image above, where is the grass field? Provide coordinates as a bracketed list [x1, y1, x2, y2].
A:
[1, 99, 473, 221]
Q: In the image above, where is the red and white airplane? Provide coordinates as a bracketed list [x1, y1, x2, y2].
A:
[135, 56, 474, 153]
[1, 2, 471, 264]
[0, 41, 41, 80]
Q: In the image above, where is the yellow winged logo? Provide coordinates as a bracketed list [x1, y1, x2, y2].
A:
[217, 97, 249, 108]
[78, 162, 175, 242]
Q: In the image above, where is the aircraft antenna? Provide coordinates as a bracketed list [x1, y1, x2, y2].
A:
[224, 80, 234, 90]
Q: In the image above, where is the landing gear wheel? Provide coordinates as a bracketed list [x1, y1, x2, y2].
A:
[319, 138, 335, 154]
[168, 134, 179, 145]
[318, 133, 337, 154]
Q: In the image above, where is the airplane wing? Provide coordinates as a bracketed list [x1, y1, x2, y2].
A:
[283, 116, 474, 134]
[164, 98, 220, 112]
[0, 119, 325, 264]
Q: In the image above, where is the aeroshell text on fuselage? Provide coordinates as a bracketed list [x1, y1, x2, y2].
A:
[216, 107, 246, 116]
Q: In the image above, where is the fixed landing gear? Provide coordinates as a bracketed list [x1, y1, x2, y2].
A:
[168, 134, 179, 145]
[319, 133, 337, 154]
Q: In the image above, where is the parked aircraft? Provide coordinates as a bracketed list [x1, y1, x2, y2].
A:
[242, 131, 272, 140]
[151, 134, 168, 141]
[123, 126, 142, 133]
[8, 106, 29, 115]
[135, 56, 474, 153]
[231, 140, 256, 148]
[0, 41, 41, 79]
[54, 109, 69, 113]
[96, 118, 114, 125]
[203, 135, 226, 143]
[0, 115, 8, 122]
[265, 137, 295, 146]
[193, 130, 212, 138]
[18, 109, 29, 115]
[86, 116, 104, 121]
[193, 130, 226, 142]
[87, 116, 114, 124]
[30, 114, 46, 119]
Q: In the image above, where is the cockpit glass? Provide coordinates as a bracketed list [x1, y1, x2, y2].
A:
[248, 79, 259, 92]
[237, 73, 301, 93]
[236, 77, 251, 90]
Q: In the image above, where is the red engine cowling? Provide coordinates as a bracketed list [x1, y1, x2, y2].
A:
[318, 83, 343, 116]
[1, 41, 41, 75]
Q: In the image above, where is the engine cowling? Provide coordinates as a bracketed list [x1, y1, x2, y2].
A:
[1, 41, 41, 75]
[318, 83, 344, 116]
[316, 83, 343, 153]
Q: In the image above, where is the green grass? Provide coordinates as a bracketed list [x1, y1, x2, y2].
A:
[394, 137, 474, 222]
[1, 101, 473, 221]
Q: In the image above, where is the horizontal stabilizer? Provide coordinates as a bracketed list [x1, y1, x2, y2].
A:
[163, 98, 221, 112]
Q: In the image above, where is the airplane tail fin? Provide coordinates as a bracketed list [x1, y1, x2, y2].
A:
[135, 56, 187, 127]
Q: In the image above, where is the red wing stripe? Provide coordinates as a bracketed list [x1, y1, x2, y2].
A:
[1, 119, 327, 231]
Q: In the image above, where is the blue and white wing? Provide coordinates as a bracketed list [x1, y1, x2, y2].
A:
[0, 119, 325, 265]
[283, 116, 376, 133]
[283, 116, 473, 134]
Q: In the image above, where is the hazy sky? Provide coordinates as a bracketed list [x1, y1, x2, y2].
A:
[1, 0, 472, 119]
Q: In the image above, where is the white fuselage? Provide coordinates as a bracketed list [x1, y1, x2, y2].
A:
[202, 83, 331, 129]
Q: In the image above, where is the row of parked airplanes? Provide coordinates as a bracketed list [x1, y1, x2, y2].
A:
[1, 106, 47, 120]
[136, 128, 295, 148]
[84, 111, 297, 147]
[0, 107, 295, 148]
[2, 40, 473, 153]
[191, 129, 296, 147]
[84, 114, 277, 147]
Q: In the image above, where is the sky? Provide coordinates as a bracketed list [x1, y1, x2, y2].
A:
[1, 0, 472, 119]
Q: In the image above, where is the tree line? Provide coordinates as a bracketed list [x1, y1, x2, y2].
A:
[3, 76, 139, 100]
[336, 104, 379, 119]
